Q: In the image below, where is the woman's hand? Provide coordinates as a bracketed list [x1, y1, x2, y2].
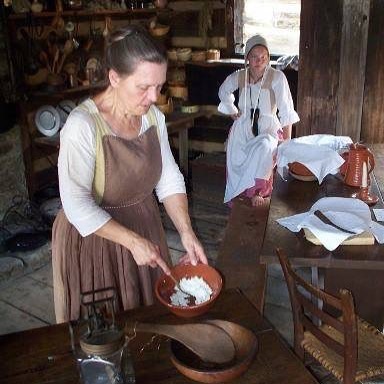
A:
[95, 220, 171, 275]
[178, 230, 208, 266]
[129, 233, 171, 275]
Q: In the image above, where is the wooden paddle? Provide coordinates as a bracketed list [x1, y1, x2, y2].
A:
[125, 321, 235, 364]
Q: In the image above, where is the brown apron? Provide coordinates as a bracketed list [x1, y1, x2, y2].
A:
[52, 126, 170, 322]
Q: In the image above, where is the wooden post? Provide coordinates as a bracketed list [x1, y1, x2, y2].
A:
[336, 0, 370, 141]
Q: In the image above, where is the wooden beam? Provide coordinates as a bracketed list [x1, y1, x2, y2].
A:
[297, 0, 343, 137]
[336, 0, 370, 141]
[361, 0, 384, 143]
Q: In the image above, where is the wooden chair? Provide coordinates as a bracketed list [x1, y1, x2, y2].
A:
[276, 248, 384, 384]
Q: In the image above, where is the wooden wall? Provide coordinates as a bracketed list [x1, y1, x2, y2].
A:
[296, 0, 384, 143]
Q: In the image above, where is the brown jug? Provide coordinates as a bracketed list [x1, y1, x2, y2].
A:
[343, 143, 375, 187]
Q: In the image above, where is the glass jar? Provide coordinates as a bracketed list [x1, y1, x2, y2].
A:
[75, 338, 135, 384]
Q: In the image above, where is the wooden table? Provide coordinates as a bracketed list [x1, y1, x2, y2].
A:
[166, 110, 212, 178]
[260, 171, 384, 328]
[34, 110, 213, 180]
[0, 289, 318, 384]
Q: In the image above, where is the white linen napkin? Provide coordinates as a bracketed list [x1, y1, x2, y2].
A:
[277, 135, 353, 183]
[276, 197, 384, 251]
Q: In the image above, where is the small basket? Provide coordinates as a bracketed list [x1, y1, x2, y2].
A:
[206, 49, 220, 60]
[176, 48, 192, 62]
[168, 85, 188, 100]
[191, 50, 206, 62]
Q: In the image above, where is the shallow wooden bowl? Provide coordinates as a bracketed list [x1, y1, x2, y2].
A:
[170, 319, 258, 383]
[149, 24, 170, 37]
[155, 264, 222, 318]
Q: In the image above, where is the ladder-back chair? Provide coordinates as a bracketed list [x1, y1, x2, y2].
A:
[276, 247, 384, 384]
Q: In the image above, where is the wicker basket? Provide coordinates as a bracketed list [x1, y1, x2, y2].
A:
[167, 49, 178, 61]
[176, 48, 192, 62]
[206, 49, 220, 60]
[168, 84, 188, 100]
[191, 50, 206, 62]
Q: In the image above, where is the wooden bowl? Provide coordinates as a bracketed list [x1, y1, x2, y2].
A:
[170, 319, 258, 383]
[288, 162, 314, 176]
[155, 264, 222, 318]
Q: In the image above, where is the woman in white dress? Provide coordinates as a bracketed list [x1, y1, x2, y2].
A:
[218, 34, 299, 206]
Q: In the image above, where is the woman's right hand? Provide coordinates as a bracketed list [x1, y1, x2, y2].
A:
[129, 233, 171, 275]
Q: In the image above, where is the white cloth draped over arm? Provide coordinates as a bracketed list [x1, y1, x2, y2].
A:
[272, 70, 299, 126]
[217, 71, 240, 115]
[58, 105, 185, 237]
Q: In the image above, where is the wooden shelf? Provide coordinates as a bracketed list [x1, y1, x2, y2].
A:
[29, 82, 107, 98]
[8, 7, 158, 20]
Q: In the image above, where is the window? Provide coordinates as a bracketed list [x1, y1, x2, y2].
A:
[236, 0, 301, 56]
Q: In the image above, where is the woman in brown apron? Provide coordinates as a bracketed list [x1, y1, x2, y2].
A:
[52, 25, 207, 323]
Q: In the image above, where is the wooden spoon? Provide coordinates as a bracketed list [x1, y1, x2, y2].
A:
[57, 39, 73, 74]
[126, 322, 235, 364]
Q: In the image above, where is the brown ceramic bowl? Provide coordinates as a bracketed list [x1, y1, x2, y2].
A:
[288, 161, 314, 176]
[155, 264, 222, 318]
[170, 319, 258, 383]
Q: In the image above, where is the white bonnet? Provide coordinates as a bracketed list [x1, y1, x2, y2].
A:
[244, 34, 269, 58]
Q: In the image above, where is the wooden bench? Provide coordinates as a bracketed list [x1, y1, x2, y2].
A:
[216, 197, 271, 314]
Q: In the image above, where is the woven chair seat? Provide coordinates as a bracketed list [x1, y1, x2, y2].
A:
[302, 317, 384, 382]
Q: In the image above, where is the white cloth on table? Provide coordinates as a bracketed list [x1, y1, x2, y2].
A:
[58, 99, 185, 237]
[218, 66, 299, 203]
[291, 134, 352, 151]
[276, 134, 353, 183]
[277, 197, 384, 251]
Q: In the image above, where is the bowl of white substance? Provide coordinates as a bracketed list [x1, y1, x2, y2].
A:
[155, 264, 223, 318]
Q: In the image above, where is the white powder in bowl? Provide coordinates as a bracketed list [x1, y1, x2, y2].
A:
[170, 276, 213, 307]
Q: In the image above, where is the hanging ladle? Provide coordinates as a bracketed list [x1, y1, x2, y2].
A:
[125, 321, 236, 364]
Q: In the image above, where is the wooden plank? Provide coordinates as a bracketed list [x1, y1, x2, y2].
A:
[336, 0, 370, 141]
[361, 0, 384, 143]
[216, 198, 270, 313]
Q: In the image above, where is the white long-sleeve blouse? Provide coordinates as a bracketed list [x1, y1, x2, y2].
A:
[218, 67, 299, 137]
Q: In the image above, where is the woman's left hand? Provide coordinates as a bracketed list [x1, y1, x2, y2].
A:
[178, 231, 208, 265]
